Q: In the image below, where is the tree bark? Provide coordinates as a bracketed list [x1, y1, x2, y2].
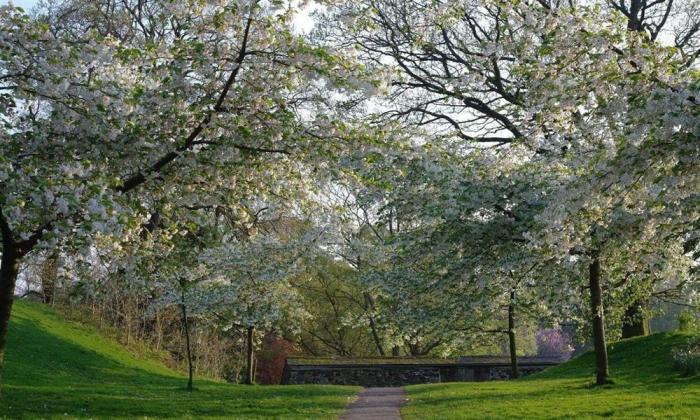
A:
[0, 244, 20, 388]
[245, 325, 255, 385]
[616, 0, 656, 341]
[363, 292, 385, 356]
[508, 288, 519, 379]
[621, 299, 651, 339]
[180, 288, 193, 391]
[40, 252, 58, 305]
[589, 255, 610, 385]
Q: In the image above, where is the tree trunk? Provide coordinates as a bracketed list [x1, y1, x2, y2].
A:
[508, 288, 519, 379]
[589, 255, 610, 385]
[368, 315, 385, 356]
[180, 289, 193, 391]
[392, 345, 401, 357]
[363, 292, 385, 356]
[617, 0, 652, 342]
[245, 325, 255, 385]
[621, 299, 651, 339]
[40, 252, 58, 305]
[625, 0, 644, 32]
[0, 244, 20, 388]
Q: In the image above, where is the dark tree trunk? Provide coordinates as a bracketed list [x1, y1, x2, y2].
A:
[508, 288, 519, 379]
[368, 315, 385, 356]
[245, 325, 255, 385]
[0, 244, 20, 388]
[621, 299, 651, 339]
[363, 292, 385, 356]
[180, 288, 193, 391]
[392, 345, 401, 357]
[407, 339, 441, 356]
[40, 252, 58, 305]
[589, 255, 610, 385]
[616, 0, 656, 342]
[626, 0, 644, 31]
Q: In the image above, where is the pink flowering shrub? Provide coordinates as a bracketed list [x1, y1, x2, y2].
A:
[536, 328, 574, 361]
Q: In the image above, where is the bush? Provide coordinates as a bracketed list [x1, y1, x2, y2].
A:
[677, 310, 700, 333]
[672, 336, 700, 376]
[536, 328, 574, 361]
[255, 333, 296, 385]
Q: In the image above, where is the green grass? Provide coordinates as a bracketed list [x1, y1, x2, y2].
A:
[0, 301, 360, 419]
[403, 332, 700, 419]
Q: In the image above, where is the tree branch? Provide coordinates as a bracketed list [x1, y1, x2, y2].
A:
[118, 6, 257, 194]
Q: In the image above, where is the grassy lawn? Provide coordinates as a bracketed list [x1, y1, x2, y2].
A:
[0, 301, 360, 419]
[403, 332, 700, 419]
[5, 300, 699, 419]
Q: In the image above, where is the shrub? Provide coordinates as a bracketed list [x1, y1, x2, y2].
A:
[536, 328, 574, 361]
[255, 333, 296, 385]
[677, 310, 700, 333]
[672, 336, 700, 376]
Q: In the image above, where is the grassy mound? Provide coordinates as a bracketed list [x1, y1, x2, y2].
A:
[403, 332, 700, 419]
[0, 301, 359, 419]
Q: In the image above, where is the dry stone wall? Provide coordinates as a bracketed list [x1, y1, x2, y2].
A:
[282, 358, 558, 386]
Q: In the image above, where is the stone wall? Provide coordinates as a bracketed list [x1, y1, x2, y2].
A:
[283, 365, 441, 387]
[281, 358, 559, 386]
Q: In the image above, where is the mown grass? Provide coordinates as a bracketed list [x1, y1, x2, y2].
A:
[0, 301, 360, 419]
[403, 332, 700, 419]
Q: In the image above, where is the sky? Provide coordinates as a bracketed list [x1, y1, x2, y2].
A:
[2, 0, 316, 32]
[2, 0, 37, 10]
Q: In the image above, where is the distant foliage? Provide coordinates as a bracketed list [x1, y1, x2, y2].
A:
[672, 336, 700, 376]
[536, 329, 574, 361]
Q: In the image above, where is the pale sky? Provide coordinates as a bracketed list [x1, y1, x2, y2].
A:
[2, 0, 316, 32]
[2, 0, 37, 10]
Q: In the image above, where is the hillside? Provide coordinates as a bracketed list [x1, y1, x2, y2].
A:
[403, 332, 700, 419]
[3, 301, 699, 419]
[0, 301, 359, 419]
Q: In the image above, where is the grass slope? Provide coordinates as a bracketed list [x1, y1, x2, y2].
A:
[0, 301, 359, 419]
[404, 332, 700, 419]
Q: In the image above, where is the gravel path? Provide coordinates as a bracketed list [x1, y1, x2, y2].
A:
[339, 387, 406, 420]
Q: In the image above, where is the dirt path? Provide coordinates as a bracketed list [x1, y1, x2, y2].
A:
[340, 387, 407, 420]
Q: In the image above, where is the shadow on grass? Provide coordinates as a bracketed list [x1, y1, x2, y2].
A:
[404, 336, 700, 420]
[0, 303, 357, 419]
[405, 377, 700, 420]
